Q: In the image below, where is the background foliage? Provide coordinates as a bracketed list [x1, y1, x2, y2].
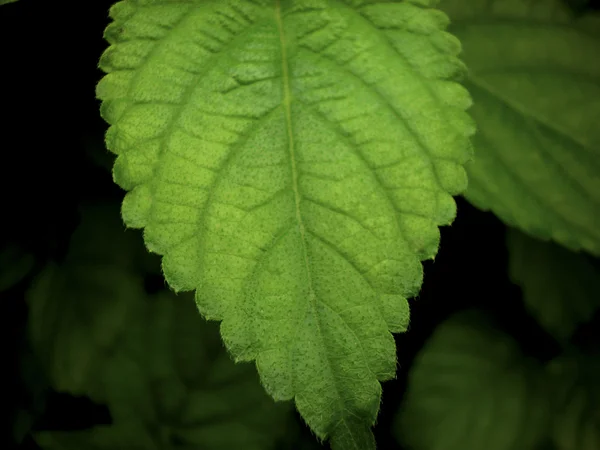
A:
[1, 0, 599, 449]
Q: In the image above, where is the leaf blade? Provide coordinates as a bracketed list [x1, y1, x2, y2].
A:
[548, 353, 600, 450]
[507, 229, 600, 343]
[440, 0, 600, 255]
[97, 0, 474, 445]
[99, 291, 293, 450]
[395, 311, 552, 450]
[26, 203, 146, 396]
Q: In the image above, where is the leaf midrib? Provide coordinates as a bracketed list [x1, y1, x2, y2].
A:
[275, 1, 356, 443]
[274, 1, 313, 303]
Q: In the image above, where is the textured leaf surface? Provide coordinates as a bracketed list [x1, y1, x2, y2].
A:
[440, 0, 600, 254]
[97, 1, 473, 446]
[37, 291, 292, 450]
[395, 311, 551, 450]
[26, 204, 146, 394]
[507, 229, 600, 343]
[548, 353, 600, 450]
[0, 0, 19, 5]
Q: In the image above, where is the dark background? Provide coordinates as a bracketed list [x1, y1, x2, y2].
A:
[1, 0, 599, 449]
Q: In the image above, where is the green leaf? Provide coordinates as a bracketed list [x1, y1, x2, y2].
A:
[547, 352, 600, 450]
[111, 291, 292, 450]
[97, 1, 474, 446]
[395, 311, 551, 450]
[26, 203, 146, 395]
[35, 425, 157, 450]
[0, 0, 20, 5]
[507, 229, 600, 343]
[37, 291, 293, 450]
[0, 243, 35, 292]
[13, 342, 49, 445]
[439, 0, 600, 255]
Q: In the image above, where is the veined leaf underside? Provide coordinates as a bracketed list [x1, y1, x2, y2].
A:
[97, 0, 473, 446]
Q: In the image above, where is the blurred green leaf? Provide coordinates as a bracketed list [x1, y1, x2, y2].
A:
[36, 424, 157, 450]
[395, 311, 551, 450]
[279, 413, 327, 450]
[26, 203, 146, 395]
[0, 243, 35, 292]
[508, 229, 600, 343]
[100, 291, 292, 449]
[35, 288, 293, 450]
[13, 341, 49, 444]
[440, 0, 600, 255]
[548, 352, 600, 450]
[28, 201, 291, 449]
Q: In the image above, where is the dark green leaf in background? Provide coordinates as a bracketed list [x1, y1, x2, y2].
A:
[440, 0, 600, 255]
[35, 291, 293, 450]
[547, 352, 600, 450]
[507, 229, 600, 343]
[35, 425, 157, 450]
[28, 202, 293, 449]
[395, 311, 551, 450]
[0, 243, 35, 292]
[26, 203, 146, 396]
